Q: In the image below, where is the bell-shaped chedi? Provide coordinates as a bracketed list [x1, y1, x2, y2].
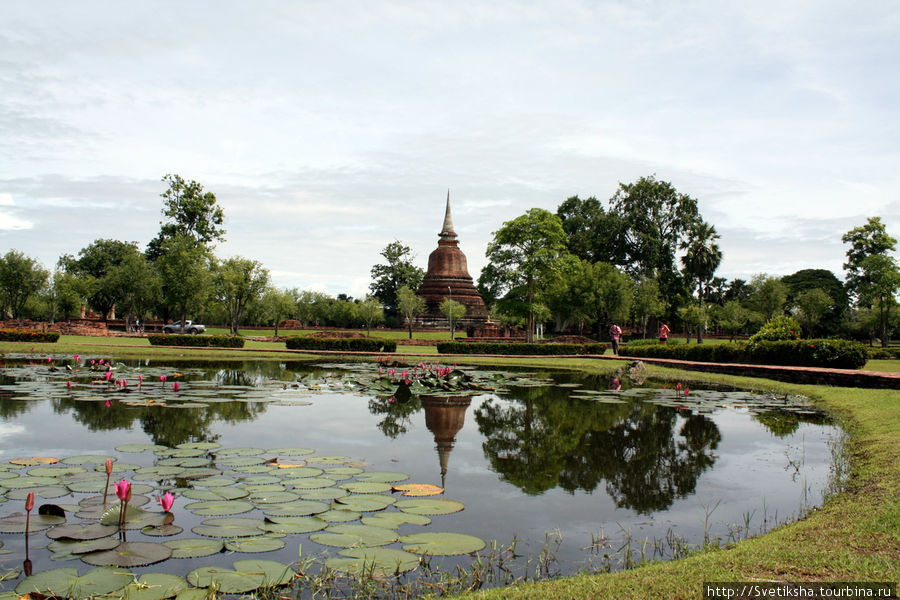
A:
[421, 394, 473, 489]
[418, 193, 489, 326]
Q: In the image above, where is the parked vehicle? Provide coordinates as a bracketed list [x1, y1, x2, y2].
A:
[162, 320, 206, 335]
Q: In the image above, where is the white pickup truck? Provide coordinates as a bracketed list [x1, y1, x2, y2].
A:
[162, 320, 206, 335]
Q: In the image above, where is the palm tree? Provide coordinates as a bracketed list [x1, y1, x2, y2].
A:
[681, 221, 723, 343]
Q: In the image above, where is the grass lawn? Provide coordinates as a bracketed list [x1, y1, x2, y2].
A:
[0, 339, 896, 598]
[205, 327, 465, 340]
[863, 359, 900, 373]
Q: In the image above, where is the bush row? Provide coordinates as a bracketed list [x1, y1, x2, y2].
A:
[147, 334, 245, 348]
[285, 337, 397, 352]
[0, 329, 60, 343]
[622, 337, 683, 347]
[866, 347, 899, 360]
[623, 339, 868, 369]
[437, 342, 606, 355]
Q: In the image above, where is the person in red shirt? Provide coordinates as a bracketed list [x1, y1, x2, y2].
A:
[609, 322, 622, 355]
[659, 321, 670, 344]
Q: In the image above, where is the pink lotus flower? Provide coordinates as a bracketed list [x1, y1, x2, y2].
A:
[159, 375, 167, 383]
[104, 399, 112, 408]
[114, 480, 131, 502]
[404, 379, 411, 385]
[120, 379, 127, 387]
[172, 382, 179, 392]
[98, 359, 105, 365]
[158, 492, 174, 512]
[73, 355, 80, 362]
[138, 375, 143, 385]
[675, 382, 683, 391]
[90, 360, 95, 365]
[47, 356, 52, 363]
[684, 388, 690, 396]
[66, 381, 72, 389]
[105, 371, 113, 382]
[388, 396, 395, 403]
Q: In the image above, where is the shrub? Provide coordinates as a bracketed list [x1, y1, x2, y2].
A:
[867, 347, 899, 360]
[148, 334, 245, 348]
[749, 315, 802, 344]
[437, 342, 606, 355]
[0, 329, 60, 343]
[285, 337, 397, 352]
[623, 337, 683, 347]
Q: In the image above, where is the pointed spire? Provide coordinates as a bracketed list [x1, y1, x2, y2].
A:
[440, 189, 456, 239]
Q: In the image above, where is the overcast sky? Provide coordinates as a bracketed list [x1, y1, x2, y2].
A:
[2, 1, 898, 297]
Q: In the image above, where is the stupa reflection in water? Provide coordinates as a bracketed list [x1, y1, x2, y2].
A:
[421, 395, 473, 489]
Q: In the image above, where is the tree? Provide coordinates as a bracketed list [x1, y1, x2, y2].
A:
[260, 287, 296, 336]
[541, 255, 593, 333]
[0, 251, 49, 321]
[792, 288, 833, 338]
[396, 285, 426, 339]
[41, 269, 82, 323]
[587, 262, 633, 331]
[842, 216, 897, 301]
[747, 274, 788, 321]
[484, 208, 569, 342]
[713, 300, 753, 341]
[439, 297, 466, 339]
[109, 252, 160, 331]
[155, 234, 213, 326]
[147, 174, 226, 259]
[680, 221, 722, 343]
[855, 254, 900, 347]
[213, 257, 270, 335]
[60, 239, 141, 320]
[782, 269, 848, 336]
[632, 277, 664, 338]
[556, 196, 622, 264]
[609, 175, 702, 310]
[357, 296, 384, 336]
[369, 241, 425, 315]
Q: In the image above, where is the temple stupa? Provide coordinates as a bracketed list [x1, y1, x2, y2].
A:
[417, 193, 489, 327]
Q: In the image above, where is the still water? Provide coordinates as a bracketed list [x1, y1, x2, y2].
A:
[0, 357, 839, 587]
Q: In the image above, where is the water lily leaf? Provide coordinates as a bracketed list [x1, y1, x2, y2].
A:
[61, 455, 113, 466]
[134, 466, 185, 479]
[326, 547, 421, 575]
[240, 474, 282, 485]
[94, 462, 140, 474]
[232, 559, 295, 587]
[310, 524, 398, 548]
[392, 484, 444, 497]
[180, 489, 224, 501]
[184, 500, 254, 516]
[27, 466, 87, 478]
[16, 566, 133, 598]
[0, 511, 65, 533]
[65, 478, 109, 493]
[0, 471, 16, 480]
[324, 466, 364, 477]
[395, 498, 464, 515]
[177, 467, 222, 480]
[399, 532, 486, 555]
[275, 465, 319, 475]
[354, 471, 409, 483]
[306, 455, 351, 465]
[225, 536, 285, 553]
[185, 567, 263, 593]
[259, 516, 327, 534]
[177, 442, 221, 450]
[338, 481, 392, 494]
[219, 456, 266, 467]
[1, 475, 59, 489]
[81, 541, 173, 567]
[165, 448, 206, 458]
[99, 504, 173, 529]
[182, 487, 248, 501]
[156, 457, 209, 468]
[194, 476, 235, 488]
[191, 517, 263, 538]
[361, 512, 431, 528]
[6, 485, 69, 499]
[317, 509, 361, 523]
[116, 444, 168, 453]
[48, 536, 121, 555]
[164, 537, 225, 558]
[299, 488, 349, 501]
[215, 447, 265, 457]
[284, 477, 336, 489]
[268, 447, 315, 456]
[141, 524, 183, 537]
[232, 465, 276, 474]
[260, 500, 329, 517]
[174, 588, 210, 600]
[118, 573, 188, 600]
[10, 456, 59, 466]
[334, 494, 396, 512]
[46, 522, 118, 540]
[248, 491, 299, 504]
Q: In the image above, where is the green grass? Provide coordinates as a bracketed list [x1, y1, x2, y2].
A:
[863, 359, 900, 373]
[205, 327, 465, 340]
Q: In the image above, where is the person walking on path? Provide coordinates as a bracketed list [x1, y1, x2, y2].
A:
[609, 322, 622, 355]
[659, 321, 670, 344]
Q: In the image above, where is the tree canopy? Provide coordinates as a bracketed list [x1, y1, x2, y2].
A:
[369, 241, 425, 316]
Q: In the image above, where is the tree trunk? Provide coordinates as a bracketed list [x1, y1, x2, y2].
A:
[696, 283, 704, 344]
[407, 317, 413, 339]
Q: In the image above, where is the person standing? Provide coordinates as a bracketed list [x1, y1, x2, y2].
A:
[659, 321, 670, 344]
[609, 322, 622, 355]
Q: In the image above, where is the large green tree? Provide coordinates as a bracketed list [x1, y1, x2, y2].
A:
[109, 252, 160, 330]
[842, 217, 896, 301]
[0, 250, 49, 321]
[747, 274, 788, 321]
[781, 269, 848, 336]
[396, 285, 426, 339]
[155, 234, 213, 326]
[260, 287, 297, 335]
[484, 209, 569, 342]
[213, 257, 270, 335]
[680, 221, 722, 343]
[369, 241, 425, 316]
[147, 174, 226, 259]
[855, 254, 900, 347]
[59, 239, 141, 320]
[556, 195, 622, 264]
[632, 277, 665, 338]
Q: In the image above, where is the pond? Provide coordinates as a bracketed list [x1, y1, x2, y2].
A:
[0, 355, 839, 598]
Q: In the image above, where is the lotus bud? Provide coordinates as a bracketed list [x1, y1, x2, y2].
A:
[25, 492, 34, 512]
[105, 458, 113, 475]
[172, 382, 179, 392]
[115, 480, 132, 502]
[158, 492, 174, 512]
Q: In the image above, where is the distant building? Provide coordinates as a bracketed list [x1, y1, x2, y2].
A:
[417, 193, 489, 328]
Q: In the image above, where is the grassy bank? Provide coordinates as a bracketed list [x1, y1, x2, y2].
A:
[0, 340, 896, 598]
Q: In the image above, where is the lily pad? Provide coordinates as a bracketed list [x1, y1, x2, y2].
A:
[6, 485, 69, 499]
[400, 532, 486, 555]
[260, 500, 329, 517]
[285, 476, 336, 489]
[1, 475, 60, 489]
[61, 455, 114, 465]
[81, 541, 173, 567]
[0, 511, 65, 533]
[248, 491, 299, 504]
[48, 536, 121, 555]
[10, 456, 60, 466]
[339, 481, 393, 494]
[232, 559, 296, 587]
[311, 523, 398, 548]
[16, 566, 134, 598]
[275, 465, 321, 477]
[334, 494, 396, 512]
[395, 498, 464, 515]
[361, 511, 432, 528]
[259, 516, 327, 534]
[194, 476, 235, 487]
[392, 483, 444, 497]
[118, 573, 189, 600]
[326, 547, 421, 575]
[317, 509, 361, 523]
[46, 522, 118, 540]
[177, 442, 221, 450]
[225, 536, 286, 553]
[192, 517, 263, 538]
[182, 487, 248, 501]
[164, 537, 226, 558]
[269, 447, 315, 456]
[354, 471, 409, 483]
[299, 488, 349, 501]
[215, 447, 265, 456]
[99, 504, 173, 530]
[186, 566, 263, 594]
[65, 478, 110, 493]
[27, 466, 87, 478]
[141, 523, 183, 537]
[116, 444, 169, 453]
[184, 500, 254, 516]
[219, 456, 266, 467]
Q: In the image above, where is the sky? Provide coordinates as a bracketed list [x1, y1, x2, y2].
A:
[2, 1, 898, 297]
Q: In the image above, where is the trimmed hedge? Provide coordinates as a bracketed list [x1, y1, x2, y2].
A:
[623, 339, 868, 369]
[867, 347, 899, 360]
[437, 341, 606, 355]
[285, 337, 397, 352]
[148, 334, 245, 348]
[0, 329, 60, 343]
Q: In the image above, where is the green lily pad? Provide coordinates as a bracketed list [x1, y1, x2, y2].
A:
[61, 455, 115, 465]
[361, 511, 432, 528]
[318, 509, 361, 523]
[116, 444, 169, 453]
[65, 478, 109, 493]
[299, 488, 349, 501]
[338, 481, 393, 494]
[48, 536, 121, 555]
[192, 517, 263, 538]
[334, 494, 396, 512]
[134, 466, 185, 478]
[182, 487, 248, 501]
[164, 537, 226, 558]
[81, 541, 173, 567]
[184, 500, 254, 516]
[259, 516, 327, 534]
[218, 456, 266, 467]
[195, 476, 235, 487]
[165, 448, 206, 458]
[157, 457, 210, 468]
[232, 465, 276, 474]
[248, 491, 300, 504]
[241, 484, 285, 493]
[186, 566, 263, 594]
[215, 447, 265, 456]
[355, 471, 409, 483]
[46, 522, 118, 540]
[118, 573, 189, 600]
[16, 566, 134, 598]
[232, 559, 295, 587]
[27, 466, 88, 478]
[306, 455, 351, 464]
[94, 462, 140, 474]
[0, 511, 65, 533]
[1, 475, 59, 489]
[100, 504, 173, 530]
[285, 477, 336, 489]
[6, 485, 69, 499]
[395, 498, 465, 515]
[260, 500, 329, 517]
[240, 474, 282, 485]
[326, 547, 421, 575]
[324, 466, 365, 477]
[310, 524, 398, 548]
[177, 442, 221, 450]
[174, 589, 209, 600]
[274, 466, 322, 478]
[399, 532, 486, 555]
[225, 536, 285, 553]
[141, 523, 183, 537]
[268, 447, 315, 456]
[178, 467, 222, 480]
